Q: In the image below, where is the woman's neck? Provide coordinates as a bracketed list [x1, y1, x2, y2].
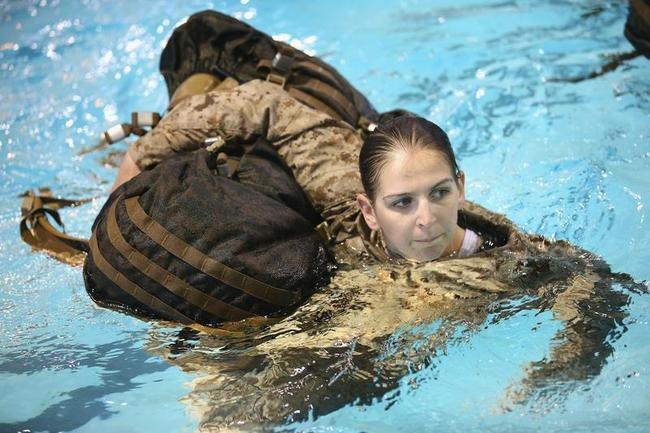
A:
[441, 226, 466, 258]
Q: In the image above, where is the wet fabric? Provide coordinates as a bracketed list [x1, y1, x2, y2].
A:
[127, 79, 646, 429]
[84, 139, 332, 326]
[127, 79, 510, 263]
[159, 9, 378, 130]
[128, 79, 363, 212]
[145, 204, 644, 430]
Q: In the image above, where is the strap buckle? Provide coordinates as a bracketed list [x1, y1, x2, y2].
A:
[265, 51, 294, 88]
[266, 72, 286, 87]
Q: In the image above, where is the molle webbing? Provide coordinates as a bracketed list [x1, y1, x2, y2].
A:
[91, 194, 300, 322]
[290, 59, 358, 120]
[101, 198, 253, 322]
[89, 232, 195, 325]
[124, 196, 300, 307]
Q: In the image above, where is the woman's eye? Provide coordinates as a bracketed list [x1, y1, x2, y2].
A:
[390, 197, 412, 208]
[430, 188, 450, 200]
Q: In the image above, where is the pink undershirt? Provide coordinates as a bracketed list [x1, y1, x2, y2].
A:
[458, 229, 481, 257]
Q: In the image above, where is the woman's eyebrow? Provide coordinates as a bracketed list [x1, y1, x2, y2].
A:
[382, 178, 454, 200]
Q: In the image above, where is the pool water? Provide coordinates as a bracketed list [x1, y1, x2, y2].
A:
[1, 0, 649, 432]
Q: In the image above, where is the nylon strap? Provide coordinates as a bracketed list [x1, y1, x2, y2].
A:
[19, 190, 90, 265]
[286, 87, 342, 122]
[104, 198, 255, 322]
[292, 59, 345, 89]
[258, 56, 358, 125]
[291, 59, 359, 122]
[89, 230, 194, 325]
[292, 78, 357, 124]
[124, 196, 300, 307]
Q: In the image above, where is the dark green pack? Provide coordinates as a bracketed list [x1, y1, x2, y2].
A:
[83, 139, 333, 327]
[159, 9, 378, 131]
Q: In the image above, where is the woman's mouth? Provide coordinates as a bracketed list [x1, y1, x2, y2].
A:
[413, 234, 442, 244]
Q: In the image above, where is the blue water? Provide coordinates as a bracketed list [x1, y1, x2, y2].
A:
[1, 0, 649, 432]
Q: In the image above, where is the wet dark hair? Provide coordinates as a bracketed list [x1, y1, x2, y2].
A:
[359, 114, 460, 201]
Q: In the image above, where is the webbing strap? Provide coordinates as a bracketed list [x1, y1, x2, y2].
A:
[286, 87, 343, 122]
[105, 199, 254, 322]
[292, 78, 357, 124]
[292, 59, 344, 89]
[19, 190, 90, 265]
[258, 56, 358, 125]
[89, 230, 194, 325]
[291, 60, 359, 121]
[124, 196, 300, 307]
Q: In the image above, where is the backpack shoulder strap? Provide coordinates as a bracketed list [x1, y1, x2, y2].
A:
[256, 49, 364, 129]
[19, 190, 90, 265]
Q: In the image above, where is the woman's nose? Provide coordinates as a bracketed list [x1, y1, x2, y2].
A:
[415, 201, 434, 227]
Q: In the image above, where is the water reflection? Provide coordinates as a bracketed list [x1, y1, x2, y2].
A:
[0, 336, 171, 432]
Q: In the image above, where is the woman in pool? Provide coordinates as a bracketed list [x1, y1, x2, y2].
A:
[356, 115, 485, 262]
[123, 81, 636, 426]
[93, 12, 641, 428]
[112, 76, 513, 267]
[85, 42, 648, 433]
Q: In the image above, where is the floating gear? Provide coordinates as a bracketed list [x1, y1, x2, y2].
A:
[83, 138, 333, 326]
[89, 9, 379, 155]
[19, 189, 91, 265]
[159, 9, 378, 132]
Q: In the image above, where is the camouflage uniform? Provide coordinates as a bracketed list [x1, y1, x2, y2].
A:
[129, 79, 386, 261]
[146, 210, 639, 430]
[130, 79, 361, 207]
[129, 79, 640, 429]
[128, 79, 520, 264]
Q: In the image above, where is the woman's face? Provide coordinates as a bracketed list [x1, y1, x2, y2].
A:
[358, 147, 465, 261]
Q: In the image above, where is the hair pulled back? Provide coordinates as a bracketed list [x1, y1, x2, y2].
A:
[359, 115, 460, 202]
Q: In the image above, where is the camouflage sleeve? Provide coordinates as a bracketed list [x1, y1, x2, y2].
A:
[127, 79, 363, 210]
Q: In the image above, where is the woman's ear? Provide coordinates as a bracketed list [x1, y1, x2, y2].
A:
[357, 193, 380, 231]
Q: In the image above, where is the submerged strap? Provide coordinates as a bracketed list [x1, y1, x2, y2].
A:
[124, 196, 301, 307]
[99, 199, 253, 322]
[19, 190, 90, 265]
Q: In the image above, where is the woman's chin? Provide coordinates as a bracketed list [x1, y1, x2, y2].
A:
[401, 245, 445, 263]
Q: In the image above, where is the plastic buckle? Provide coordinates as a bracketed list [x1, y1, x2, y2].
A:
[266, 72, 286, 87]
[266, 52, 294, 87]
